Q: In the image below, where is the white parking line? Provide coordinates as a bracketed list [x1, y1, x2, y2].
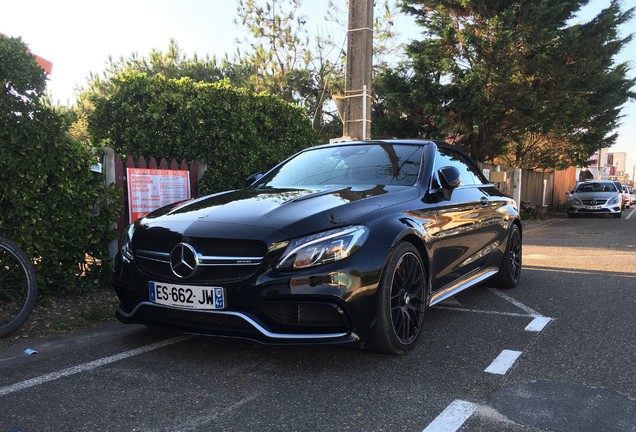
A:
[422, 400, 477, 432]
[484, 349, 522, 375]
[0, 335, 192, 397]
[487, 288, 540, 316]
[525, 316, 552, 332]
[433, 306, 533, 318]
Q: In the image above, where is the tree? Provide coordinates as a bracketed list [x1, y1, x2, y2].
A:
[0, 36, 119, 294]
[395, 0, 635, 167]
[74, 1, 405, 142]
[87, 73, 321, 193]
[235, 0, 407, 138]
[234, 0, 346, 137]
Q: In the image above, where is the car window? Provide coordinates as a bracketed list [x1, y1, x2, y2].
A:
[576, 183, 616, 193]
[258, 144, 425, 188]
[434, 147, 485, 186]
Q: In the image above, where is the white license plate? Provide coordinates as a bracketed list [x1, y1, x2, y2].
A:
[149, 282, 225, 310]
[586, 205, 602, 210]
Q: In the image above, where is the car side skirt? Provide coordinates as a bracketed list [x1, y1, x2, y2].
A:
[428, 267, 499, 306]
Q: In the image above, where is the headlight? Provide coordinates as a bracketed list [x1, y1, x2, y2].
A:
[277, 226, 369, 270]
[121, 224, 135, 261]
[569, 196, 582, 205]
[608, 196, 620, 205]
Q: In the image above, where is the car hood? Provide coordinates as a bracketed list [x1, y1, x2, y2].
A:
[138, 185, 418, 240]
[571, 191, 619, 199]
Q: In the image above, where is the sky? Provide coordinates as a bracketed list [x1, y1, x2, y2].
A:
[1, 0, 635, 176]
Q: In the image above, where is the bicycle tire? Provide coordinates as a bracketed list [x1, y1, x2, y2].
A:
[0, 237, 38, 337]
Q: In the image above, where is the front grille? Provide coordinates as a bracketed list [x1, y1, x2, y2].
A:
[188, 238, 267, 258]
[136, 256, 259, 283]
[134, 236, 268, 283]
[581, 199, 608, 205]
[578, 208, 612, 213]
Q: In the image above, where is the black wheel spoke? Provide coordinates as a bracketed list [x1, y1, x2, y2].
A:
[509, 230, 522, 281]
[389, 251, 427, 345]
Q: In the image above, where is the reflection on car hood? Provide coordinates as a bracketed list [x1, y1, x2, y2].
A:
[140, 185, 418, 239]
[571, 191, 619, 199]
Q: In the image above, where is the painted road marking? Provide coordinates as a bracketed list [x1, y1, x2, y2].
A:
[488, 288, 539, 316]
[422, 400, 477, 432]
[0, 335, 192, 397]
[434, 304, 554, 334]
[485, 349, 523, 375]
[525, 316, 552, 332]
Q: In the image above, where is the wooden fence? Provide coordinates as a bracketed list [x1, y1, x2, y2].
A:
[482, 164, 576, 210]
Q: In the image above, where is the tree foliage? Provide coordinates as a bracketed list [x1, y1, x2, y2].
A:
[0, 36, 120, 294]
[87, 72, 321, 193]
[234, 0, 348, 138]
[381, 0, 635, 169]
[76, 1, 404, 142]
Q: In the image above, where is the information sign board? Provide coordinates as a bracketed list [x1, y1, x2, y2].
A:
[127, 168, 191, 223]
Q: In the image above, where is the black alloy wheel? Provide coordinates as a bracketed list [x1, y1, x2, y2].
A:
[493, 223, 522, 289]
[372, 242, 427, 354]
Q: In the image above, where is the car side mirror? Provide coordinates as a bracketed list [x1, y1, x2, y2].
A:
[436, 166, 461, 201]
[438, 166, 461, 190]
[245, 172, 264, 187]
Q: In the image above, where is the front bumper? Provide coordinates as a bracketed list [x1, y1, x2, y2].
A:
[116, 301, 357, 345]
[567, 204, 621, 215]
[113, 243, 391, 345]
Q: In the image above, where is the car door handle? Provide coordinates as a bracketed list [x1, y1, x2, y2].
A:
[480, 197, 489, 206]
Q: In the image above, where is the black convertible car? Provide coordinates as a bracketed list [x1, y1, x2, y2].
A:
[113, 140, 522, 354]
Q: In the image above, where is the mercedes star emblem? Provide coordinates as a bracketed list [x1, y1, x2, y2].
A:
[170, 243, 199, 279]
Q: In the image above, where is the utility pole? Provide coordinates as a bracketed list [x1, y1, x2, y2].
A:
[342, 0, 373, 140]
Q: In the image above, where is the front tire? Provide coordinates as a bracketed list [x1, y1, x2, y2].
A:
[371, 242, 427, 355]
[492, 223, 522, 290]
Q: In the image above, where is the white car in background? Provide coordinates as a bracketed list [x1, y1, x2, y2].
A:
[621, 184, 631, 209]
[611, 181, 631, 209]
[567, 180, 622, 218]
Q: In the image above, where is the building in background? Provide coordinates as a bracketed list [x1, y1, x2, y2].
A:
[1, 32, 52, 74]
[579, 150, 630, 184]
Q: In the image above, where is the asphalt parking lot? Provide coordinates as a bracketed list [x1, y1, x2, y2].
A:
[1, 209, 635, 432]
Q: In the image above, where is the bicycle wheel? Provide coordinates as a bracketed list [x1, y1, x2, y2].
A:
[0, 237, 38, 337]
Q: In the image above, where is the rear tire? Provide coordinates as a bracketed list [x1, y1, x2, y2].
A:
[371, 242, 427, 355]
[492, 224, 522, 290]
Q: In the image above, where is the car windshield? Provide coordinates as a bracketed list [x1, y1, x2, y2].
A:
[575, 182, 616, 193]
[257, 144, 425, 188]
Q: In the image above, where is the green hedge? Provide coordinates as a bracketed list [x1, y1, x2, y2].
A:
[87, 73, 322, 194]
[1, 36, 120, 294]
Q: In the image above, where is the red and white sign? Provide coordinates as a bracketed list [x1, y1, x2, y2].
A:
[127, 168, 191, 223]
